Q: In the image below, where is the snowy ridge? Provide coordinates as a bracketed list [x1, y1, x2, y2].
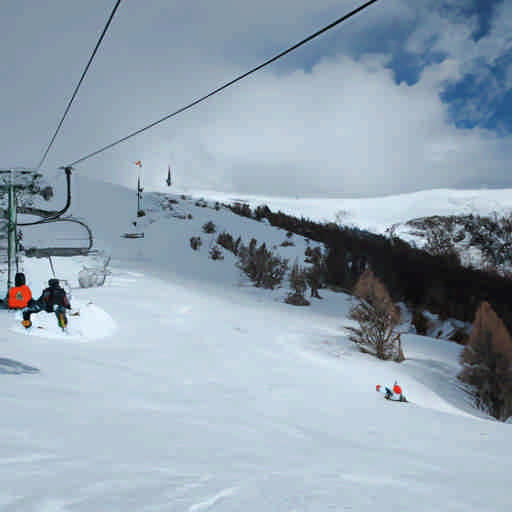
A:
[177, 187, 512, 234]
[1, 177, 510, 511]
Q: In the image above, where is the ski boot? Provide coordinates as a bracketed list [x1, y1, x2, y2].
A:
[22, 319, 32, 329]
[56, 311, 68, 331]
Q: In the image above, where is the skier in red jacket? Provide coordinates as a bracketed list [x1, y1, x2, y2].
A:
[376, 381, 407, 402]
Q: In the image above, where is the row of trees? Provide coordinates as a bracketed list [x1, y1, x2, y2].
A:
[226, 202, 512, 333]
[406, 212, 512, 274]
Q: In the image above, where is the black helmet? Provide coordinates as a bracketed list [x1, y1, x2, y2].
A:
[48, 278, 59, 288]
[15, 272, 26, 287]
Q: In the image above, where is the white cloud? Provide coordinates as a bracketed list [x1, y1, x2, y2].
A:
[406, 1, 511, 78]
[1, 0, 510, 198]
[145, 54, 512, 197]
[87, 0, 512, 197]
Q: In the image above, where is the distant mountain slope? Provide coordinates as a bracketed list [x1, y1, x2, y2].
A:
[177, 187, 512, 234]
[181, 187, 512, 274]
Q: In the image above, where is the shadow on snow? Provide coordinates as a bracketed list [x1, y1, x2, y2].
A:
[0, 358, 39, 375]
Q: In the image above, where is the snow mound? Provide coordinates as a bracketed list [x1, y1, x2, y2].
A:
[9, 301, 116, 341]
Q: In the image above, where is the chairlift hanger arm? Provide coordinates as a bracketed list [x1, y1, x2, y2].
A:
[18, 167, 72, 226]
[24, 216, 94, 258]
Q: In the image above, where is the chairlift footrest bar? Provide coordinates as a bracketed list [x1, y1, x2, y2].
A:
[121, 233, 144, 239]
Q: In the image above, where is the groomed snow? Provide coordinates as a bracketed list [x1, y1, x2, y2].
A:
[1, 177, 510, 511]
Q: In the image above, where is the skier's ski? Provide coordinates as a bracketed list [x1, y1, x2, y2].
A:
[385, 395, 408, 403]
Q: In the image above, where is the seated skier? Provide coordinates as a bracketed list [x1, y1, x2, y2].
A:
[22, 278, 71, 330]
[376, 381, 407, 402]
[8, 272, 32, 309]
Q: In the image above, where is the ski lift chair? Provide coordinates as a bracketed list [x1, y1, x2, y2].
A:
[122, 220, 144, 238]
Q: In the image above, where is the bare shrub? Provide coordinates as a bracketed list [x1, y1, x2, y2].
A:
[216, 231, 241, 255]
[458, 302, 512, 421]
[304, 246, 325, 266]
[280, 240, 295, 247]
[289, 261, 307, 295]
[202, 221, 216, 234]
[209, 245, 224, 260]
[190, 236, 202, 250]
[306, 267, 323, 299]
[78, 257, 111, 288]
[395, 337, 406, 362]
[254, 205, 271, 221]
[285, 262, 310, 306]
[78, 268, 105, 288]
[346, 269, 404, 361]
[232, 202, 253, 219]
[424, 225, 458, 260]
[449, 327, 469, 345]
[237, 239, 288, 289]
[304, 246, 325, 298]
[285, 293, 311, 306]
[412, 310, 429, 335]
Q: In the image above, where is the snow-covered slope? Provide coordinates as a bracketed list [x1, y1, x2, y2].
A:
[1, 177, 510, 511]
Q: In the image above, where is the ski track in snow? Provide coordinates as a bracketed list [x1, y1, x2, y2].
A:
[188, 487, 238, 511]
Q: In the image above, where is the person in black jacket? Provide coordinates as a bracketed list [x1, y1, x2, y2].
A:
[22, 278, 71, 330]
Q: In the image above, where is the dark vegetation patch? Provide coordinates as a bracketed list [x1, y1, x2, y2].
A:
[225, 202, 512, 332]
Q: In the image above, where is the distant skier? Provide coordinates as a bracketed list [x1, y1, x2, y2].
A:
[376, 381, 407, 402]
[22, 278, 71, 331]
[8, 272, 32, 309]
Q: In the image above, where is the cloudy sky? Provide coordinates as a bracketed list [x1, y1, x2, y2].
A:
[1, 0, 511, 197]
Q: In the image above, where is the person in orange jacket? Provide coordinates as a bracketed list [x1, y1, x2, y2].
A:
[8, 272, 32, 309]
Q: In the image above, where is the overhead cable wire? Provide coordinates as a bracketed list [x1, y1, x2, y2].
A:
[67, 0, 381, 168]
[36, 0, 124, 172]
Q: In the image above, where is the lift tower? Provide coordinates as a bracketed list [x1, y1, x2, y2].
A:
[0, 169, 31, 298]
